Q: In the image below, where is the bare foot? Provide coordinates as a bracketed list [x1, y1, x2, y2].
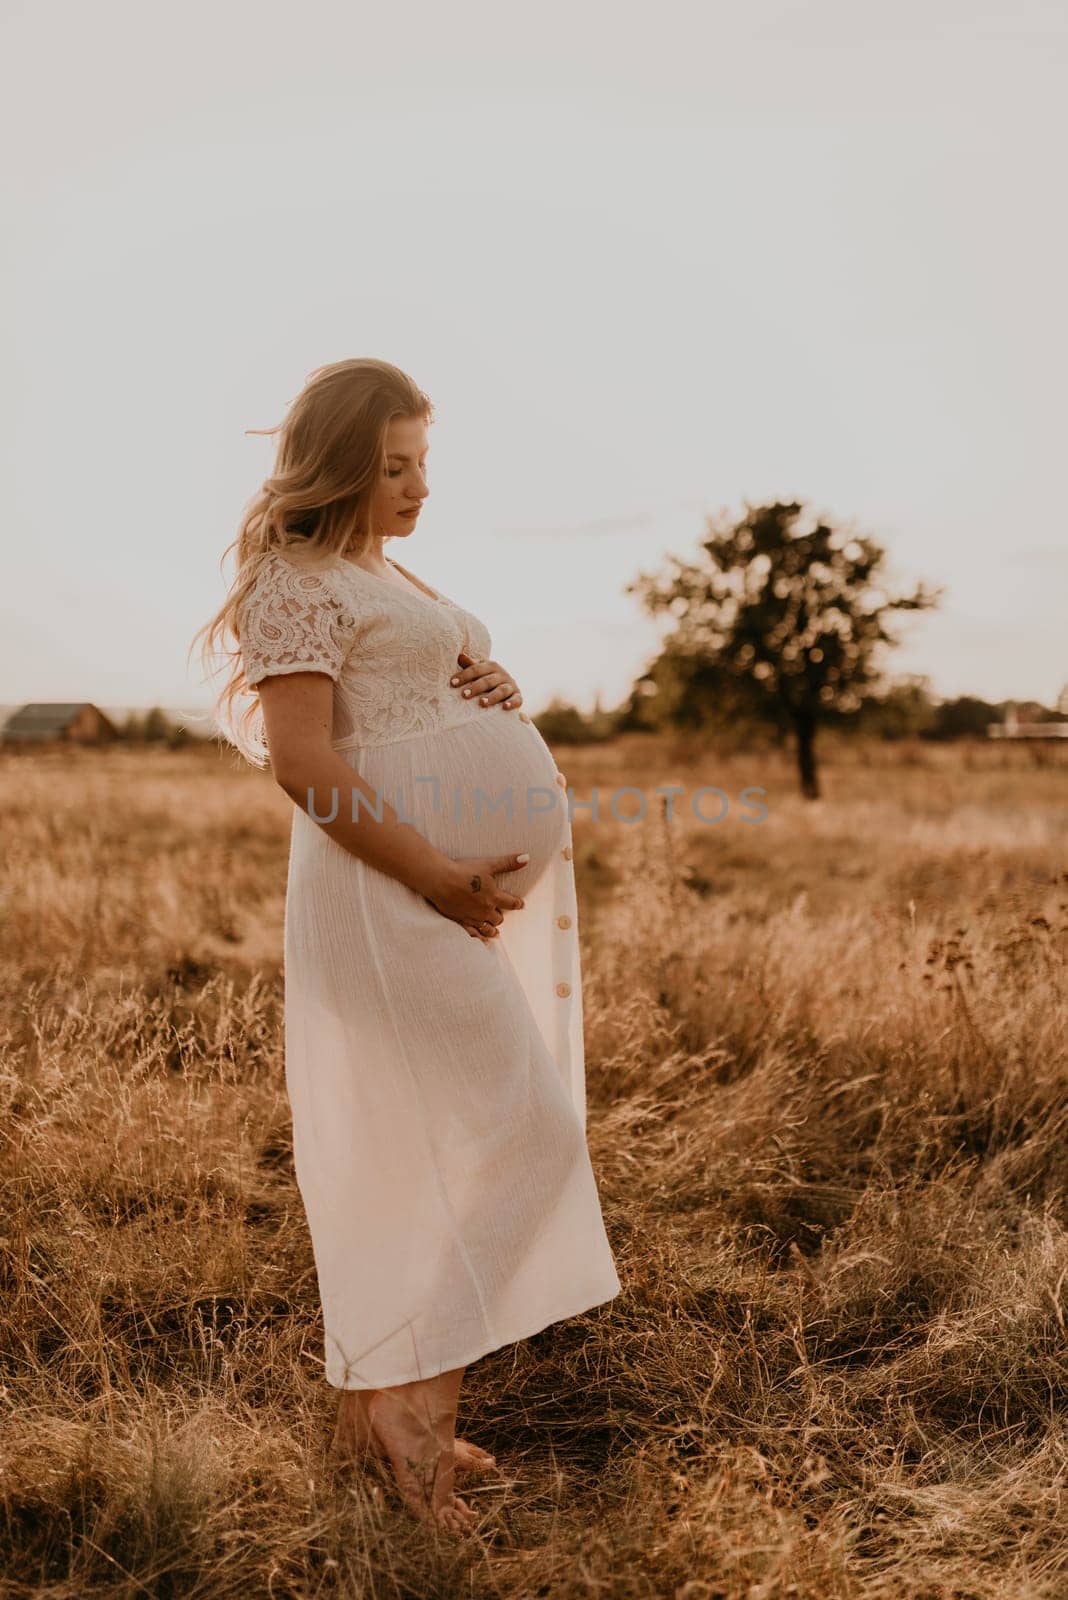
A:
[332, 1390, 497, 1478]
[453, 1438, 498, 1475]
[365, 1387, 478, 1537]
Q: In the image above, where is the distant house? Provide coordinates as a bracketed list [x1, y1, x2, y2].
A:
[987, 702, 1068, 740]
[1, 703, 120, 747]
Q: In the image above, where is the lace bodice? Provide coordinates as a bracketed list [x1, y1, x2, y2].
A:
[237, 550, 496, 750]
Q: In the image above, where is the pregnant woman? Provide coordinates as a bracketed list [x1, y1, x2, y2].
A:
[195, 358, 620, 1537]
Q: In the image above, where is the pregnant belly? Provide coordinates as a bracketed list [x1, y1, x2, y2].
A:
[341, 711, 570, 900]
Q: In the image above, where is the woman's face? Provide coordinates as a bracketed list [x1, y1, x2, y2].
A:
[370, 414, 430, 542]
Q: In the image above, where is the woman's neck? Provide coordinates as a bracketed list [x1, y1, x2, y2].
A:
[342, 538, 391, 575]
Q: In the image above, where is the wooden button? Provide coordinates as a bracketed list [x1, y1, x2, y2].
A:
[555, 981, 571, 998]
[556, 915, 572, 929]
[518, 711, 531, 723]
[561, 845, 572, 860]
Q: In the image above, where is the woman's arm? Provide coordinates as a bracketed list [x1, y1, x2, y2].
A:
[256, 671, 527, 931]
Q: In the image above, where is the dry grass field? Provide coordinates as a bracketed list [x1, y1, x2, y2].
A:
[1, 733, 1066, 1598]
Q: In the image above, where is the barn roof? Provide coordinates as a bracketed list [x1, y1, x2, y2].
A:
[2, 703, 112, 740]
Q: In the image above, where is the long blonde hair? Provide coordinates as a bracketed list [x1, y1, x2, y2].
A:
[191, 358, 434, 766]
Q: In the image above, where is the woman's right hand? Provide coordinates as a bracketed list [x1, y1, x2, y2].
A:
[421, 853, 529, 941]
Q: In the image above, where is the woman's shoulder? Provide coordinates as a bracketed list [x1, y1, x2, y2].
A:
[248, 545, 343, 585]
[235, 548, 373, 684]
[241, 547, 365, 612]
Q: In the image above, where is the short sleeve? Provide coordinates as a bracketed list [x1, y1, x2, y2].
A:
[238, 555, 358, 687]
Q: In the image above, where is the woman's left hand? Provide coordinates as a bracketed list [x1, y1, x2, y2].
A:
[450, 651, 523, 711]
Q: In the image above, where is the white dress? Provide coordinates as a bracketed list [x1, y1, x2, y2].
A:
[237, 548, 620, 1390]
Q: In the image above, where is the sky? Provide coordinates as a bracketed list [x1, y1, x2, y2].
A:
[3, 0, 1066, 720]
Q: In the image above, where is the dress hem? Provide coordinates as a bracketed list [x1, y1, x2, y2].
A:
[324, 1277, 622, 1391]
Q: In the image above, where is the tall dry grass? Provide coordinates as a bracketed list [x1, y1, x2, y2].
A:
[1, 735, 1066, 1598]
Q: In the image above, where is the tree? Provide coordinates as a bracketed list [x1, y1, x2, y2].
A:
[926, 695, 999, 740]
[534, 696, 615, 745]
[142, 706, 172, 743]
[625, 500, 942, 797]
[616, 643, 770, 736]
[850, 675, 937, 740]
